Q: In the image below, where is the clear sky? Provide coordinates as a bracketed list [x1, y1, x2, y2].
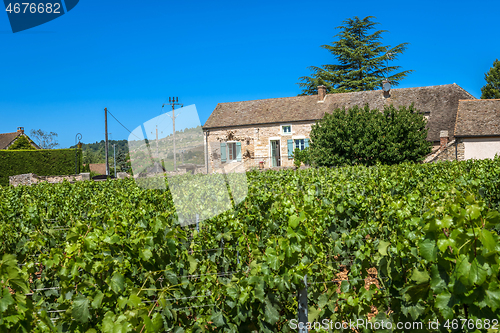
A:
[1, 0, 498, 148]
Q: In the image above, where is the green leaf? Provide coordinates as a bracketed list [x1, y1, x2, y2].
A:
[188, 255, 197, 274]
[419, 238, 437, 261]
[378, 241, 390, 256]
[128, 294, 142, 308]
[72, 294, 90, 323]
[288, 214, 301, 229]
[411, 269, 430, 284]
[485, 282, 500, 311]
[435, 292, 454, 319]
[91, 292, 104, 309]
[0, 287, 15, 312]
[140, 249, 153, 261]
[340, 280, 350, 293]
[264, 300, 279, 325]
[469, 258, 488, 286]
[481, 229, 497, 251]
[110, 273, 125, 293]
[430, 265, 447, 294]
[456, 255, 471, 286]
[211, 311, 225, 326]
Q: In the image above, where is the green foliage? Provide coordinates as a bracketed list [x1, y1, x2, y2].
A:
[298, 16, 413, 95]
[7, 136, 36, 150]
[1, 158, 500, 331]
[481, 59, 500, 99]
[293, 148, 310, 168]
[308, 103, 431, 166]
[0, 149, 83, 186]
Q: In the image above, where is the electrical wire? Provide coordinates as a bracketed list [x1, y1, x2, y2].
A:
[106, 109, 141, 140]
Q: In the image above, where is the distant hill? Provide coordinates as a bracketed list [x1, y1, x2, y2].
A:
[71, 139, 129, 164]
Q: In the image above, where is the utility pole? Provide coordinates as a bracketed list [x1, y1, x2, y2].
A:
[113, 144, 116, 178]
[162, 97, 183, 172]
[104, 108, 109, 176]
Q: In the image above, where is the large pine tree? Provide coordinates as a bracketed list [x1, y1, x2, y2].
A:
[481, 59, 500, 99]
[298, 16, 412, 95]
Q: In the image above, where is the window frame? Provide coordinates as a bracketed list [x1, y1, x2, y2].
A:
[294, 138, 305, 151]
[281, 124, 292, 135]
[227, 141, 238, 162]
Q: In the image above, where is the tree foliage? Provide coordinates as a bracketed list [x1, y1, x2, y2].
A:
[298, 16, 412, 95]
[7, 135, 36, 150]
[481, 59, 500, 99]
[29, 129, 59, 149]
[308, 104, 431, 166]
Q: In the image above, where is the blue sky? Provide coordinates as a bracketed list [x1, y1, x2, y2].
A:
[1, 0, 499, 148]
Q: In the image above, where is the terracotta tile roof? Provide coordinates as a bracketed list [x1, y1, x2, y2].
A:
[0, 131, 22, 149]
[455, 99, 500, 137]
[88, 163, 107, 175]
[203, 84, 475, 142]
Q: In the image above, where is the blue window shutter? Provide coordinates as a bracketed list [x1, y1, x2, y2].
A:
[220, 142, 227, 163]
[287, 139, 293, 158]
[236, 142, 242, 162]
[304, 138, 309, 148]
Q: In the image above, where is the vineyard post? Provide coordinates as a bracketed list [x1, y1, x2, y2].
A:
[298, 274, 308, 333]
[196, 214, 199, 232]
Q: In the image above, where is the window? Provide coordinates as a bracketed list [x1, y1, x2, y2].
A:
[295, 139, 305, 151]
[220, 142, 241, 163]
[282, 125, 291, 135]
[228, 142, 237, 161]
[287, 138, 309, 158]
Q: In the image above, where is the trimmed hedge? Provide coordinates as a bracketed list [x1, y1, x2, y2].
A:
[0, 149, 82, 186]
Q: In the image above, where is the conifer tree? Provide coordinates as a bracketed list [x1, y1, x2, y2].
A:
[298, 16, 412, 95]
[481, 59, 500, 99]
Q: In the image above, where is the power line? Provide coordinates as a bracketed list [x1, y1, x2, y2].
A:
[106, 109, 141, 140]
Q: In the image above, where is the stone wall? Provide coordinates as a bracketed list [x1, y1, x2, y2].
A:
[426, 139, 465, 163]
[206, 121, 314, 172]
[9, 173, 84, 187]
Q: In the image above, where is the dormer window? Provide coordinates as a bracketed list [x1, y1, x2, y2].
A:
[282, 125, 292, 135]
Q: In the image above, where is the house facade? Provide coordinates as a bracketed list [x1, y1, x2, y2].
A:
[203, 84, 476, 172]
[429, 99, 500, 161]
[0, 127, 39, 150]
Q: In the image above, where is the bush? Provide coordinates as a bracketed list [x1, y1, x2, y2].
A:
[309, 103, 431, 167]
[0, 149, 83, 186]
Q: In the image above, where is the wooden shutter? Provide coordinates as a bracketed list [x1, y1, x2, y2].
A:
[287, 139, 293, 158]
[220, 142, 227, 163]
[304, 138, 309, 148]
[236, 142, 242, 162]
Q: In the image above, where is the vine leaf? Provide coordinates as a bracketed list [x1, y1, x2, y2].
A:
[110, 273, 125, 293]
[419, 238, 437, 261]
[72, 294, 90, 323]
[378, 241, 390, 256]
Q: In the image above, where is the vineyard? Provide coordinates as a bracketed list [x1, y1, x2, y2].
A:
[1, 158, 500, 332]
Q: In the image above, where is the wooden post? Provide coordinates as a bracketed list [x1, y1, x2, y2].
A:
[105, 108, 109, 176]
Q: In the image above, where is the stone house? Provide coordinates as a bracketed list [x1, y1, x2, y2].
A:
[0, 127, 39, 150]
[429, 99, 500, 161]
[203, 84, 475, 172]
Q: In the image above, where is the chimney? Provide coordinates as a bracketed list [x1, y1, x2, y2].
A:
[440, 130, 449, 149]
[318, 85, 326, 101]
[17, 127, 24, 134]
[382, 80, 391, 98]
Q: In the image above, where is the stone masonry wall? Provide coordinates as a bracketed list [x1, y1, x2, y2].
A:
[9, 173, 84, 187]
[206, 121, 314, 172]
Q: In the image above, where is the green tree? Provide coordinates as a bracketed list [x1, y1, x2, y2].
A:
[298, 16, 412, 95]
[308, 104, 430, 166]
[29, 129, 59, 149]
[7, 135, 36, 150]
[481, 59, 500, 99]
